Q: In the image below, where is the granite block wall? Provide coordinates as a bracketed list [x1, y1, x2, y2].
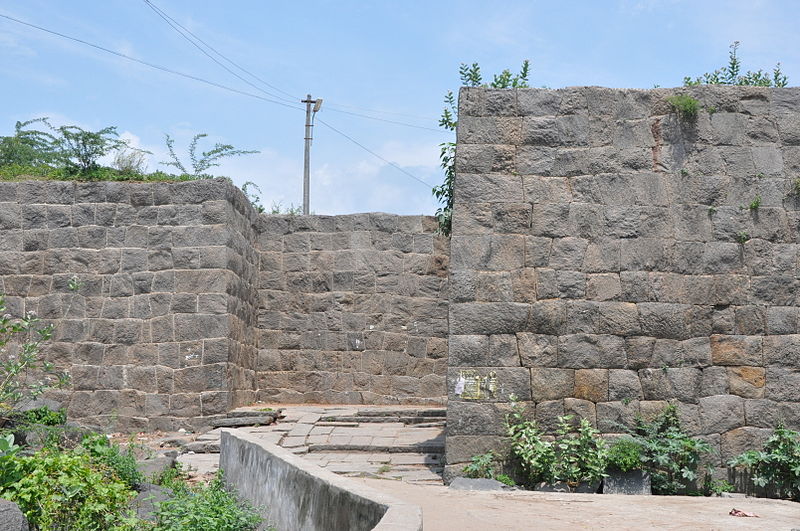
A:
[255, 213, 449, 405]
[0, 178, 449, 429]
[446, 86, 800, 476]
[0, 179, 259, 431]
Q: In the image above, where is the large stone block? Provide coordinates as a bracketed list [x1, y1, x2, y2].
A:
[445, 401, 512, 436]
[710, 335, 763, 366]
[699, 395, 745, 434]
[450, 302, 529, 335]
[558, 334, 626, 369]
[530, 368, 574, 400]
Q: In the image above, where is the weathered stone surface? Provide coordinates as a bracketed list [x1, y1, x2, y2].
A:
[710, 335, 763, 366]
[517, 333, 557, 367]
[531, 368, 574, 400]
[699, 395, 745, 434]
[0, 499, 29, 531]
[728, 366, 765, 398]
[573, 369, 609, 402]
[449, 477, 512, 491]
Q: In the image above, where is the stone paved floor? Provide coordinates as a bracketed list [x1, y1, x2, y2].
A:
[179, 404, 445, 484]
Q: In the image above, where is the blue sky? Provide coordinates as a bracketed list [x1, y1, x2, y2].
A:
[2, 0, 799, 215]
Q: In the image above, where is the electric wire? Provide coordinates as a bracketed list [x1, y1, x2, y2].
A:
[142, 0, 298, 105]
[142, 0, 444, 131]
[317, 117, 432, 189]
[0, 12, 305, 112]
[0, 11, 435, 189]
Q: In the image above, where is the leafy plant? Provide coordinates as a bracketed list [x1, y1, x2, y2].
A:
[113, 147, 149, 174]
[552, 416, 608, 486]
[629, 405, 712, 495]
[667, 94, 700, 120]
[11, 405, 66, 427]
[268, 201, 303, 215]
[736, 231, 750, 244]
[51, 123, 130, 175]
[462, 451, 497, 479]
[435, 61, 530, 236]
[607, 438, 644, 473]
[0, 433, 20, 488]
[702, 470, 735, 497]
[162, 133, 257, 178]
[241, 181, 265, 213]
[505, 399, 555, 484]
[729, 423, 800, 500]
[749, 195, 762, 210]
[684, 41, 788, 87]
[153, 472, 261, 531]
[0, 118, 58, 166]
[78, 433, 143, 489]
[495, 473, 516, 487]
[0, 449, 136, 530]
[505, 402, 608, 488]
[0, 295, 69, 413]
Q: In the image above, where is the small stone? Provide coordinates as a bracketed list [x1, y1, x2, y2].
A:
[449, 477, 513, 491]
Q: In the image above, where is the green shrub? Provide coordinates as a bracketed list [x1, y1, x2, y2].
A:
[684, 41, 788, 87]
[505, 399, 608, 487]
[505, 400, 555, 484]
[495, 473, 516, 487]
[154, 473, 261, 531]
[607, 438, 644, 473]
[630, 405, 712, 495]
[462, 451, 497, 479]
[552, 416, 608, 486]
[13, 406, 66, 427]
[78, 433, 143, 489]
[729, 423, 800, 500]
[667, 94, 700, 120]
[0, 449, 135, 530]
[0, 295, 69, 413]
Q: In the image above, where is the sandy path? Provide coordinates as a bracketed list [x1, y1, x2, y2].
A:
[353, 478, 800, 530]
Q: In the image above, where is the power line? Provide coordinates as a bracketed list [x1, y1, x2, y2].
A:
[142, 0, 298, 105]
[0, 12, 304, 112]
[142, 0, 444, 132]
[0, 11, 435, 190]
[317, 118, 432, 189]
[324, 101, 437, 121]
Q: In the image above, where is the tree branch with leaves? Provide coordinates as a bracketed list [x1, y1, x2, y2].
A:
[434, 60, 530, 236]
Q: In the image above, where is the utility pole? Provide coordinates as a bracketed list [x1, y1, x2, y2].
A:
[302, 94, 322, 215]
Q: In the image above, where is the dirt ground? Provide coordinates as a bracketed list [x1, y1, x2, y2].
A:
[354, 478, 800, 530]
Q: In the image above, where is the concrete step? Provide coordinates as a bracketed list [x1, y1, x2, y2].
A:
[319, 415, 446, 425]
[210, 416, 276, 428]
[225, 408, 284, 419]
[308, 443, 444, 454]
[354, 408, 446, 418]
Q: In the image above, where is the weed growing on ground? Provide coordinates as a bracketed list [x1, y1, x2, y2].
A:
[462, 451, 497, 479]
[153, 472, 262, 531]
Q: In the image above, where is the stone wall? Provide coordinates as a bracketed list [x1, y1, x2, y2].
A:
[255, 214, 449, 405]
[446, 86, 800, 476]
[0, 178, 449, 429]
[0, 179, 260, 430]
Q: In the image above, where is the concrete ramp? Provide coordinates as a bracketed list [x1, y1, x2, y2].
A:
[220, 429, 423, 531]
